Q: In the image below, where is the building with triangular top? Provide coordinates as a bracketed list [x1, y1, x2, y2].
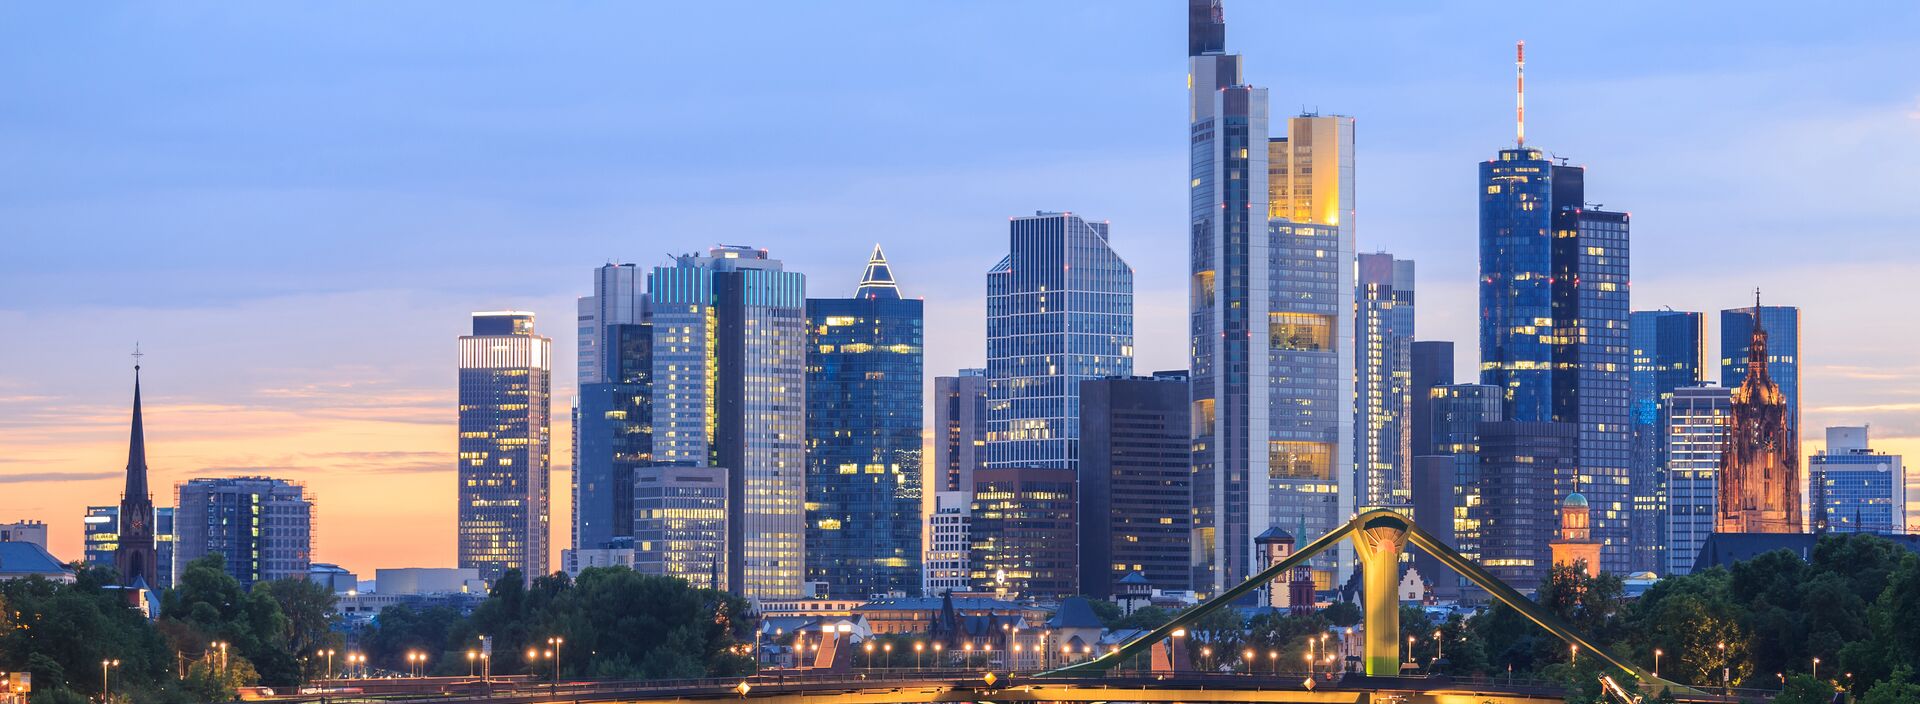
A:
[804, 245, 925, 598]
[115, 362, 160, 592]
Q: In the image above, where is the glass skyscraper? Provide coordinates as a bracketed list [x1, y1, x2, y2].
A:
[1356, 253, 1414, 508]
[1720, 303, 1800, 437]
[1078, 372, 1192, 598]
[1666, 385, 1731, 576]
[649, 246, 807, 598]
[932, 370, 987, 493]
[805, 245, 924, 598]
[174, 476, 313, 590]
[633, 465, 727, 589]
[1410, 341, 1455, 458]
[985, 212, 1133, 470]
[573, 264, 654, 559]
[1479, 147, 1558, 423]
[1627, 310, 1705, 573]
[457, 311, 552, 584]
[1809, 426, 1906, 534]
[1428, 384, 1503, 564]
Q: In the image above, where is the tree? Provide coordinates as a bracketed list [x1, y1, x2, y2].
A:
[158, 555, 304, 686]
[1862, 668, 1920, 704]
[0, 566, 169, 701]
[1110, 606, 1173, 632]
[1772, 673, 1841, 704]
[1323, 601, 1362, 628]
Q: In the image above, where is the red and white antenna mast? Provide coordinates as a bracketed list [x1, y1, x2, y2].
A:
[1515, 41, 1527, 148]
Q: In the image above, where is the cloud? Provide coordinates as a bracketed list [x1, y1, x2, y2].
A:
[0, 471, 120, 484]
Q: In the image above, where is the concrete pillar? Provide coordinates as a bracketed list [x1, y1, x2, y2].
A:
[1351, 514, 1410, 676]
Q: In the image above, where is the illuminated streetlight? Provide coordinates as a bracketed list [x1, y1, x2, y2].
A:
[1654, 648, 1662, 678]
[915, 642, 925, 671]
[1812, 657, 1820, 681]
[100, 659, 120, 704]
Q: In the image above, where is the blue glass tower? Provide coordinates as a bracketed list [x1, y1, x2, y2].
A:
[1720, 303, 1800, 437]
[986, 212, 1133, 470]
[806, 246, 925, 598]
[574, 323, 652, 553]
[1809, 426, 1906, 534]
[1627, 310, 1705, 573]
[1478, 147, 1557, 423]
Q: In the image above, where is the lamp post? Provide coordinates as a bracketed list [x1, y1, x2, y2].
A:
[963, 642, 974, 670]
[1243, 649, 1255, 676]
[1653, 648, 1662, 678]
[864, 641, 875, 675]
[547, 637, 564, 694]
[915, 642, 924, 672]
[100, 659, 119, 704]
[1812, 657, 1820, 681]
[932, 642, 943, 670]
[1719, 641, 1729, 695]
[1201, 646, 1212, 673]
[467, 650, 477, 678]
[1434, 630, 1444, 667]
[214, 641, 229, 674]
[321, 648, 336, 679]
[884, 643, 894, 671]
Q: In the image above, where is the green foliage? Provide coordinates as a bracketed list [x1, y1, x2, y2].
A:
[1773, 673, 1842, 704]
[1862, 668, 1920, 704]
[0, 566, 170, 700]
[157, 555, 323, 686]
[1322, 600, 1362, 627]
[1109, 606, 1173, 631]
[1081, 598, 1123, 628]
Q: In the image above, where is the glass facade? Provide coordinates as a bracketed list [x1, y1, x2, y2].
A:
[1666, 386, 1731, 575]
[82, 505, 175, 591]
[1078, 372, 1192, 598]
[648, 246, 807, 598]
[1474, 421, 1576, 593]
[632, 465, 727, 589]
[1627, 310, 1706, 573]
[174, 477, 312, 590]
[932, 370, 987, 493]
[985, 212, 1133, 470]
[1409, 341, 1455, 457]
[1809, 427, 1904, 534]
[805, 246, 924, 598]
[1428, 384, 1503, 563]
[970, 467, 1078, 598]
[1479, 148, 1556, 423]
[1554, 208, 1632, 573]
[457, 312, 552, 584]
[1355, 253, 1414, 508]
[574, 323, 652, 554]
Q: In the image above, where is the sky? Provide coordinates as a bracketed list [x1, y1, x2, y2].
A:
[2, 2, 1918, 577]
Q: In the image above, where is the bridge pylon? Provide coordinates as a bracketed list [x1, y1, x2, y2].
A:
[1351, 512, 1409, 675]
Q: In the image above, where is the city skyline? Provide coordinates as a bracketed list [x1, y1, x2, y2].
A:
[5, 2, 1920, 574]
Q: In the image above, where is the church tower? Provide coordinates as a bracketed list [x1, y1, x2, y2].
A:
[1549, 492, 1602, 577]
[114, 359, 159, 589]
[1717, 292, 1801, 534]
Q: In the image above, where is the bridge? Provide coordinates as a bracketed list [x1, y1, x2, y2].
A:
[290, 511, 1743, 704]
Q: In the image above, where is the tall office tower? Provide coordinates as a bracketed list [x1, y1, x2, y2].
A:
[1428, 385, 1503, 563]
[0, 521, 49, 549]
[573, 264, 653, 558]
[1553, 207, 1632, 573]
[933, 370, 988, 493]
[985, 212, 1134, 471]
[648, 246, 807, 598]
[573, 322, 651, 554]
[805, 245, 925, 598]
[1627, 310, 1706, 573]
[457, 311, 553, 584]
[1810, 426, 1907, 534]
[1717, 303, 1801, 535]
[1355, 253, 1415, 508]
[1720, 301, 1801, 437]
[1478, 144, 1558, 424]
[631, 465, 728, 589]
[1079, 372, 1192, 599]
[83, 506, 175, 589]
[173, 477, 313, 590]
[1473, 421, 1576, 592]
[1409, 341, 1455, 457]
[1666, 385, 1731, 575]
[1409, 455, 1458, 599]
[969, 467, 1077, 598]
[923, 491, 972, 596]
[114, 364, 159, 589]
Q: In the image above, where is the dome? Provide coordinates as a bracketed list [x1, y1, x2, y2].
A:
[1563, 492, 1589, 508]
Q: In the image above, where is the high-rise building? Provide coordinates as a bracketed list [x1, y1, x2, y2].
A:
[1474, 421, 1576, 592]
[1409, 455, 1458, 599]
[1409, 341, 1455, 458]
[174, 477, 313, 590]
[632, 465, 727, 589]
[573, 264, 653, 559]
[115, 364, 159, 589]
[1078, 372, 1192, 599]
[970, 467, 1077, 598]
[1809, 426, 1905, 534]
[649, 246, 807, 599]
[985, 212, 1134, 471]
[1478, 146, 1558, 423]
[805, 245, 924, 598]
[1628, 310, 1706, 573]
[1717, 301, 1801, 535]
[1666, 385, 1732, 575]
[457, 311, 553, 583]
[1428, 384, 1503, 563]
[1720, 302, 1800, 437]
[0, 521, 48, 550]
[83, 506, 175, 590]
[1356, 253, 1415, 508]
[932, 370, 988, 494]
[923, 491, 972, 597]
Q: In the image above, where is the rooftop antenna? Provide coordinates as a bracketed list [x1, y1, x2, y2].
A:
[1515, 41, 1527, 148]
[132, 342, 143, 372]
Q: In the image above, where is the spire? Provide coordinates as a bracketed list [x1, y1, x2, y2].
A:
[1515, 41, 1527, 148]
[856, 244, 901, 300]
[124, 352, 149, 501]
[1746, 288, 1771, 381]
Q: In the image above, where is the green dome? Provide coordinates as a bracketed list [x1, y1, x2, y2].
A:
[1563, 492, 1589, 508]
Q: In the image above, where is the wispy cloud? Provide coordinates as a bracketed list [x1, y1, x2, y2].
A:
[0, 471, 120, 484]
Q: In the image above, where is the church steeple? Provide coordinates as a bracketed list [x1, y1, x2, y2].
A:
[115, 352, 159, 589]
[124, 361, 149, 501]
[856, 244, 900, 300]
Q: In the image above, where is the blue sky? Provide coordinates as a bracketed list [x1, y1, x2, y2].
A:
[3, 1, 1917, 569]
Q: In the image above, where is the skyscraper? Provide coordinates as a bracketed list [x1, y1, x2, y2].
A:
[933, 370, 988, 494]
[1720, 302, 1801, 437]
[1356, 253, 1415, 508]
[649, 246, 807, 599]
[1666, 385, 1731, 575]
[1628, 310, 1706, 573]
[573, 264, 653, 558]
[1428, 384, 1503, 564]
[1718, 300, 1801, 535]
[174, 476, 313, 590]
[1078, 372, 1192, 599]
[970, 467, 1078, 599]
[1474, 421, 1576, 592]
[985, 212, 1133, 470]
[1809, 426, 1906, 534]
[1478, 144, 1558, 424]
[1409, 341, 1455, 458]
[114, 363, 158, 590]
[457, 311, 552, 583]
[923, 491, 972, 597]
[805, 245, 924, 598]
[632, 465, 727, 589]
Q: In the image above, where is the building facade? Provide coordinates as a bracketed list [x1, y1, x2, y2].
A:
[632, 465, 728, 589]
[923, 491, 972, 597]
[1553, 208, 1632, 573]
[457, 311, 552, 583]
[573, 263, 654, 559]
[1718, 305, 1801, 535]
[1355, 253, 1415, 508]
[83, 506, 176, 590]
[0, 521, 48, 550]
[1474, 421, 1577, 592]
[1478, 147, 1559, 423]
[985, 212, 1133, 471]
[1410, 341, 1455, 458]
[1429, 384, 1503, 564]
[1667, 385, 1732, 575]
[970, 467, 1077, 599]
[1720, 303, 1800, 437]
[1078, 372, 1192, 598]
[1809, 426, 1906, 534]
[648, 246, 807, 599]
[805, 245, 924, 598]
[932, 370, 989, 494]
[174, 477, 313, 590]
[1628, 310, 1706, 573]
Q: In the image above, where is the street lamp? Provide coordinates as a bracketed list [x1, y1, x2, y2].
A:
[884, 643, 894, 671]
[864, 641, 876, 674]
[1812, 657, 1820, 681]
[1268, 650, 1278, 675]
[547, 637, 564, 692]
[467, 651, 477, 678]
[320, 648, 336, 679]
[932, 642, 943, 669]
[915, 642, 925, 671]
[1653, 648, 1662, 678]
[1243, 649, 1256, 675]
[964, 642, 974, 670]
[1434, 630, 1445, 666]
[1201, 646, 1212, 672]
[100, 659, 120, 704]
